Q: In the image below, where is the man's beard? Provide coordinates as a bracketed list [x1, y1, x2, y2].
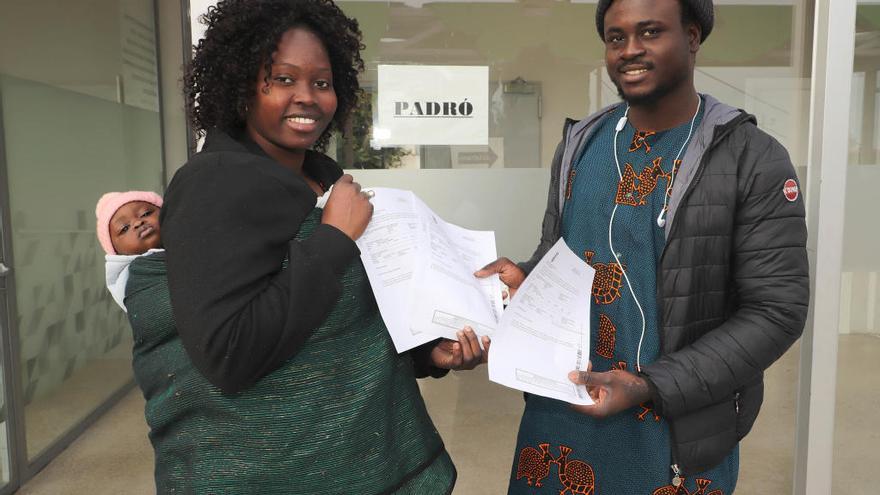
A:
[613, 69, 688, 107]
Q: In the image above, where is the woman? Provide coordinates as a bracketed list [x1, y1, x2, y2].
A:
[126, 0, 482, 492]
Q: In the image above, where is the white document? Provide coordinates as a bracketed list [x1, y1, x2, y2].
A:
[489, 238, 595, 405]
[356, 188, 503, 352]
[408, 197, 503, 342]
[356, 188, 430, 352]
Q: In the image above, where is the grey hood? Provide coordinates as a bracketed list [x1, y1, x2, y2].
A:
[556, 94, 744, 238]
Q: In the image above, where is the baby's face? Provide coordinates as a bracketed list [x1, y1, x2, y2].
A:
[110, 201, 161, 255]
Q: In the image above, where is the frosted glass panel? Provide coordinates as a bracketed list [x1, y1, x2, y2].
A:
[832, 5, 880, 493]
[0, 0, 163, 460]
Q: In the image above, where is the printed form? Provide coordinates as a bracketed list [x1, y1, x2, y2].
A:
[356, 188, 503, 352]
[409, 198, 503, 342]
[489, 238, 596, 405]
[356, 188, 425, 352]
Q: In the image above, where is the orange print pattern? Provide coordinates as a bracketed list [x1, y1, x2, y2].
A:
[615, 157, 671, 207]
[584, 251, 625, 305]
[629, 130, 657, 153]
[652, 477, 724, 495]
[596, 314, 617, 359]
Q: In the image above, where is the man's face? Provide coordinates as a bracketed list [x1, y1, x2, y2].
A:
[603, 0, 699, 106]
[110, 201, 161, 255]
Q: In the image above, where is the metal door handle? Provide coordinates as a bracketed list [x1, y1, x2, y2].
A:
[0, 263, 8, 276]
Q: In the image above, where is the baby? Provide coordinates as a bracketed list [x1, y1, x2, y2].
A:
[95, 191, 164, 311]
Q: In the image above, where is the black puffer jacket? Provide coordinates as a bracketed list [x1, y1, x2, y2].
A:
[520, 94, 809, 475]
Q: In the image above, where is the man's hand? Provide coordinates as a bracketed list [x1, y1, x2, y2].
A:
[430, 327, 491, 370]
[568, 365, 652, 418]
[475, 257, 526, 298]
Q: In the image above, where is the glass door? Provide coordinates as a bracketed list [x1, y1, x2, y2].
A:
[0, 0, 163, 485]
[833, 4, 880, 491]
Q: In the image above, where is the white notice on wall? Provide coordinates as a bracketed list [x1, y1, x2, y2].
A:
[376, 65, 489, 146]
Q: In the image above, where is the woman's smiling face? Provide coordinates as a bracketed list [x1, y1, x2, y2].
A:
[245, 27, 338, 162]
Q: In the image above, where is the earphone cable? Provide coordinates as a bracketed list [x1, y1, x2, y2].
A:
[609, 97, 702, 372]
[607, 203, 648, 372]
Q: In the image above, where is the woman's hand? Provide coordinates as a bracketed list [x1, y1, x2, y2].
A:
[321, 174, 373, 240]
[430, 327, 491, 370]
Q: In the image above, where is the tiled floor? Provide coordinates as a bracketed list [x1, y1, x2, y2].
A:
[16, 384, 152, 495]
[15, 336, 880, 494]
[23, 356, 133, 459]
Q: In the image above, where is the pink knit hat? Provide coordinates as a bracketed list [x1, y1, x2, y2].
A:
[95, 191, 163, 254]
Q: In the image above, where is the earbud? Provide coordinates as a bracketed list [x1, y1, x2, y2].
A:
[656, 210, 667, 228]
[615, 116, 627, 132]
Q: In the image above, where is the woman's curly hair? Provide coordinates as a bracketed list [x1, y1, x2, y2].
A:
[184, 0, 364, 150]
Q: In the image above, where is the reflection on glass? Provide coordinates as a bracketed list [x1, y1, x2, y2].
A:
[337, 90, 414, 169]
[0, 0, 162, 459]
[338, 0, 609, 169]
[331, 1, 814, 492]
[834, 5, 880, 493]
[337, 2, 812, 176]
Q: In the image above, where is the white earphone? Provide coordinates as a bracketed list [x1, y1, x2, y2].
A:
[609, 98, 701, 372]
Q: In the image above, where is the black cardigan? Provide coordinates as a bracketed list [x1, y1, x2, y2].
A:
[161, 130, 441, 394]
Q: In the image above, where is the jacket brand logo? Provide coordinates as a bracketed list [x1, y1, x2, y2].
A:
[394, 99, 474, 118]
[783, 179, 799, 202]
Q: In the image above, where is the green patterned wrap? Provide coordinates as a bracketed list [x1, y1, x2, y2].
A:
[125, 210, 455, 494]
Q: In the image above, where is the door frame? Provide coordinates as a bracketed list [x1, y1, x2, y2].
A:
[0, 75, 24, 495]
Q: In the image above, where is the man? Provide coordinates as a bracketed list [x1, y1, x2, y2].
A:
[476, 0, 809, 493]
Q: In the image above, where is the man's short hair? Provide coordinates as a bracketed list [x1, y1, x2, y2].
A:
[595, 0, 715, 44]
